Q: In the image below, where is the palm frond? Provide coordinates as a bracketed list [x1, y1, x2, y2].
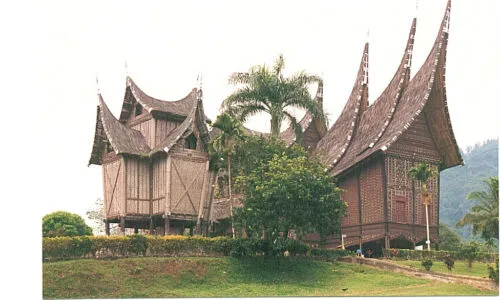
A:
[283, 110, 303, 143]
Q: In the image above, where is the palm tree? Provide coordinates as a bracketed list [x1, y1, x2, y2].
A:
[457, 177, 498, 242]
[210, 113, 245, 238]
[223, 54, 324, 140]
[408, 162, 437, 251]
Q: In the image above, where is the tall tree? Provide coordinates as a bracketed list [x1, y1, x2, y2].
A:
[235, 153, 346, 243]
[408, 162, 437, 250]
[209, 113, 245, 238]
[456, 177, 499, 242]
[223, 54, 323, 140]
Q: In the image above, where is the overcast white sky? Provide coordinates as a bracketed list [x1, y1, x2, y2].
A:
[3, 0, 500, 227]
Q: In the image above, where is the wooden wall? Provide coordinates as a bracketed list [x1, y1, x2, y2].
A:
[167, 149, 209, 216]
[131, 119, 156, 148]
[339, 175, 359, 227]
[387, 113, 441, 164]
[152, 158, 167, 215]
[359, 158, 385, 224]
[155, 119, 182, 146]
[103, 158, 125, 218]
[125, 157, 151, 215]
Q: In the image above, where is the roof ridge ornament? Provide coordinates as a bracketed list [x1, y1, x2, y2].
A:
[197, 73, 203, 100]
[95, 74, 101, 95]
[124, 61, 129, 77]
[415, 0, 419, 17]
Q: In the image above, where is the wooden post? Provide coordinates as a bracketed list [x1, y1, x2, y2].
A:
[149, 217, 154, 235]
[385, 235, 390, 249]
[134, 225, 139, 234]
[164, 215, 170, 236]
[105, 220, 110, 236]
[120, 217, 126, 235]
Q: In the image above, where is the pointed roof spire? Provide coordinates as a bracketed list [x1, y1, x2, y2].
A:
[314, 42, 369, 168]
[95, 74, 101, 95]
[197, 73, 203, 100]
[124, 61, 129, 76]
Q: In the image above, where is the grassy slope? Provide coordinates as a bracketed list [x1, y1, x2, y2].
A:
[389, 259, 492, 277]
[43, 257, 497, 298]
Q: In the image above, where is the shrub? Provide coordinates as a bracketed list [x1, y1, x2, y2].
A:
[443, 255, 455, 271]
[459, 242, 481, 268]
[382, 248, 497, 262]
[42, 211, 93, 237]
[309, 248, 353, 261]
[488, 259, 499, 284]
[42, 235, 317, 261]
[421, 258, 433, 271]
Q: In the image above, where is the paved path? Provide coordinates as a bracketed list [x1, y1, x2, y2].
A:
[340, 257, 498, 292]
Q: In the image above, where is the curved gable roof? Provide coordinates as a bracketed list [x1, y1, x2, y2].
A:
[315, 43, 369, 168]
[330, 17, 418, 176]
[119, 76, 197, 122]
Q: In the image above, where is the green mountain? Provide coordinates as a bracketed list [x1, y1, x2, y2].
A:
[439, 139, 498, 241]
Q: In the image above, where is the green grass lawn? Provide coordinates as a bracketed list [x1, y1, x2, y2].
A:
[43, 257, 497, 298]
[389, 259, 492, 278]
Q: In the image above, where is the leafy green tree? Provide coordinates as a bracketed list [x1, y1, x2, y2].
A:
[438, 224, 463, 251]
[456, 176, 498, 242]
[235, 152, 346, 244]
[42, 211, 93, 237]
[209, 113, 245, 238]
[459, 241, 481, 268]
[223, 54, 323, 140]
[232, 135, 308, 179]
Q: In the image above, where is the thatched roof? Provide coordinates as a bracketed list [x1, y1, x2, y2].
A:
[319, 0, 461, 176]
[281, 81, 327, 147]
[89, 87, 210, 165]
[314, 43, 370, 166]
[119, 77, 197, 122]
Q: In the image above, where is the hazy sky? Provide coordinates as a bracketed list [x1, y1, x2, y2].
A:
[4, 0, 500, 226]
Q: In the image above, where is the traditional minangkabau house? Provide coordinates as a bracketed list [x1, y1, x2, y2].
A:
[88, 76, 216, 235]
[313, 0, 462, 249]
[88, 1, 462, 248]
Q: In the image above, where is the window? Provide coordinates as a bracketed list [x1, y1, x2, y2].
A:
[135, 103, 143, 116]
[185, 134, 197, 150]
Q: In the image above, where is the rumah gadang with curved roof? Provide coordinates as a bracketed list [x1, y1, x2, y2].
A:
[327, 0, 461, 178]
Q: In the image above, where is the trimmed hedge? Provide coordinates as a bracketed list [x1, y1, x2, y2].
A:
[42, 235, 353, 262]
[382, 248, 498, 262]
[309, 248, 353, 261]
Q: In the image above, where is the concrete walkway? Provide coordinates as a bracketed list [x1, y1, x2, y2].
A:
[340, 257, 498, 291]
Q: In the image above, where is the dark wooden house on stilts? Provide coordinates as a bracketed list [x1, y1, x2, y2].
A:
[314, 0, 462, 249]
[89, 77, 215, 235]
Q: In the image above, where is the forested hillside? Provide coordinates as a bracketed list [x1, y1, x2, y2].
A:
[440, 139, 498, 241]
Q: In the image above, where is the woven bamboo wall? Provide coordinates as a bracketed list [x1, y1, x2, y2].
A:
[339, 175, 359, 227]
[103, 158, 124, 218]
[359, 158, 385, 224]
[387, 113, 441, 164]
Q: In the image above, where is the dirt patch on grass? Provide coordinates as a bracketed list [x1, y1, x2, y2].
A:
[161, 260, 207, 278]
